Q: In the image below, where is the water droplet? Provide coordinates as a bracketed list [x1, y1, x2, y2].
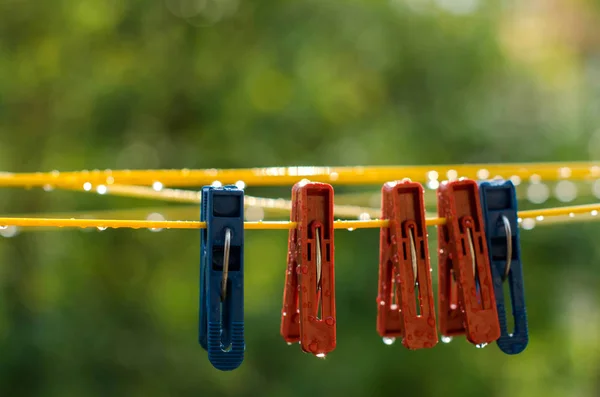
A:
[593, 180, 600, 199]
[106, 176, 115, 184]
[97, 226, 107, 231]
[96, 185, 108, 195]
[592, 210, 598, 216]
[441, 335, 453, 343]
[530, 174, 542, 183]
[43, 184, 54, 192]
[235, 180, 246, 190]
[477, 169, 489, 180]
[427, 180, 440, 190]
[51, 170, 60, 177]
[358, 212, 371, 221]
[0, 226, 18, 238]
[83, 182, 92, 191]
[379, 301, 386, 306]
[521, 218, 535, 230]
[147, 213, 165, 232]
[569, 212, 575, 218]
[475, 343, 488, 349]
[329, 172, 339, 181]
[316, 353, 326, 358]
[211, 180, 222, 187]
[536, 215, 544, 221]
[282, 312, 287, 317]
[347, 228, 355, 232]
[510, 175, 521, 186]
[382, 337, 396, 345]
[427, 170, 439, 181]
[559, 167, 572, 178]
[286, 342, 292, 346]
[152, 181, 163, 191]
[447, 170, 458, 180]
[555, 180, 577, 202]
[0, 226, 7, 230]
[527, 183, 549, 204]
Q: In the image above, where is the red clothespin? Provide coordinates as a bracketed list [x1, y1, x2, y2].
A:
[437, 179, 500, 345]
[280, 181, 336, 356]
[377, 180, 437, 349]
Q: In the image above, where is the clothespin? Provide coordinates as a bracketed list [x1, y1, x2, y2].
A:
[437, 179, 500, 346]
[479, 180, 528, 354]
[280, 180, 336, 357]
[199, 185, 245, 371]
[377, 180, 438, 349]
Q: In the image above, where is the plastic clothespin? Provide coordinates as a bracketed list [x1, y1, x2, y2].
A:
[377, 180, 438, 349]
[199, 185, 245, 371]
[437, 179, 500, 346]
[280, 181, 336, 357]
[479, 179, 528, 354]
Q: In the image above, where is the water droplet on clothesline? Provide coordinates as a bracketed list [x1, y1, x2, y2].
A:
[96, 185, 108, 195]
[43, 184, 54, 192]
[152, 181, 164, 191]
[83, 182, 92, 191]
[97, 226, 107, 231]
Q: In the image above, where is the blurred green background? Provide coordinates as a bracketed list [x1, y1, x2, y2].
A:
[2, 0, 600, 396]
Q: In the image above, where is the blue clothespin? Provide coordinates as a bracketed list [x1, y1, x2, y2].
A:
[199, 185, 245, 370]
[479, 180, 528, 354]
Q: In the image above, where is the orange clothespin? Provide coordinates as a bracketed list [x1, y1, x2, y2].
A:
[437, 179, 500, 346]
[377, 180, 437, 349]
[281, 181, 336, 356]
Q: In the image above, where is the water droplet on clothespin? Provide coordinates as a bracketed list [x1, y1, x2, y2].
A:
[379, 301, 386, 306]
[441, 336, 453, 343]
[475, 343, 488, 349]
[382, 337, 396, 346]
[43, 184, 54, 192]
[316, 353, 326, 359]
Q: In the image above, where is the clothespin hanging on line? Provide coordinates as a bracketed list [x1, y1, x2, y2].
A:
[281, 180, 336, 357]
[377, 180, 438, 349]
[437, 179, 500, 346]
[199, 185, 245, 371]
[479, 179, 528, 354]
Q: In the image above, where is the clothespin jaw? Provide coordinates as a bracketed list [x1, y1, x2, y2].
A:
[479, 180, 528, 354]
[199, 185, 245, 371]
[281, 181, 336, 356]
[280, 183, 301, 344]
[377, 180, 437, 349]
[437, 179, 500, 346]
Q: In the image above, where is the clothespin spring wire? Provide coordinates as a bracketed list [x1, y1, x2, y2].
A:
[501, 216, 512, 282]
[221, 228, 232, 302]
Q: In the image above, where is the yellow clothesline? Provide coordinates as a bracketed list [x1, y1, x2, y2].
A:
[1, 162, 599, 187]
[0, 203, 598, 230]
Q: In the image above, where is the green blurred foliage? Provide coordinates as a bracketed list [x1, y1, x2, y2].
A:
[1, 0, 600, 396]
